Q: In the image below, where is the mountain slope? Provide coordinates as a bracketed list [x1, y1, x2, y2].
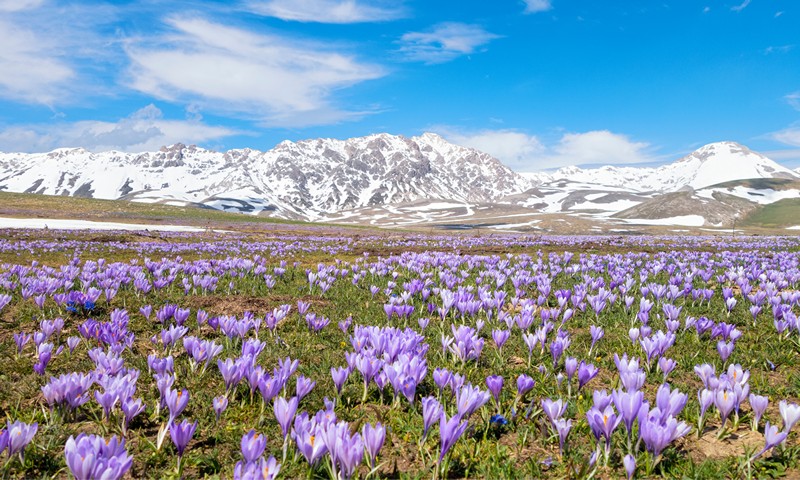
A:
[0, 136, 797, 229]
[547, 142, 798, 192]
[0, 133, 530, 221]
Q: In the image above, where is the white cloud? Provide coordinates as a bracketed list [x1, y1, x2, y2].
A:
[246, 0, 404, 23]
[435, 128, 545, 169]
[0, 1, 120, 105]
[785, 92, 800, 111]
[703, 6, 711, 13]
[125, 16, 385, 127]
[731, 0, 750, 12]
[398, 23, 500, 64]
[0, 0, 43, 11]
[762, 148, 800, 161]
[0, 18, 74, 104]
[523, 0, 552, 14]
[0, 105, 239, 153]
[773, 127, 800, 147]
[543, 131, 653, 168]
[764, 45, 794, 55]
[436, 127, 654, 171]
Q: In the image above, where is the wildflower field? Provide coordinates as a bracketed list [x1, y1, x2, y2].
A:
[1, 228, 800, 479]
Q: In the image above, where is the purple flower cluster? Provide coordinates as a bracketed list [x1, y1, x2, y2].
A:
[64, 434, 132, 480]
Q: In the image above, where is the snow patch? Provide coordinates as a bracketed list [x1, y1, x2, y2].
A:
[621, 215, 706, 227]
[0, 217, 212, 232]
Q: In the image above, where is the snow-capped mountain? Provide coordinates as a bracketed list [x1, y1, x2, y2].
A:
[0, 133, 528, 220]
[0, 135, 797, 228]
[537, 142, 798, 192]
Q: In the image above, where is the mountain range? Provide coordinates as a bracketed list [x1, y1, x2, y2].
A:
[0, 133, 798, 231]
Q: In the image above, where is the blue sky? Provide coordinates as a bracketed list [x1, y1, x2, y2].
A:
[1, 0, 799, 171]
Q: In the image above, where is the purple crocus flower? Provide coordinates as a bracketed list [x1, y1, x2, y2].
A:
[165, 388, 189, 423]
[0, 430, 6, 455]
[438, 412, 468, 462]
[589, 325, 604, 354]
[749, 394, 768, 430]
[218, 358, 245, 392]
[658, 357, 677, 381]
[553, 418, 572, 455]
[564, 357, 578, 383]
[697, 388, 714, 431]
[586, 405, 621, 453]
[717, 341, 734, 363]
[612, 389, 644, 436]
[715, 388, 736, 429]
[593, 390, 612, 410]
[295, 375, 315, 402]
[628, 327, 640, 344]
[623, 454, 636, 479]
[94, 390, 119, 421]
[121, 398, 145, 435]
[64, 433, 132, 480]
[455, 384, 491, 418]
[433, 368, 452, 394]
[655, 383, 688, 419]
[234, 456, 281, 480]
[779, 400, 800, 432]
[296, 428, 328, 467]
[331, 366, 349, 396]
[169, 419, 198, 457]
[213, 396, 228, 421]
[750, 421, 788, 461]
[542, 398, 567, 424]
[273, 396, 299, 439]
[492, 329, 510, 350]
[6, 420, 37, 458]
[694, 363, 716, 388]
[13, 332, 31, 355]
[422, 396, 443, 438]
[241, 429, 267, 463]
[66, 336, 81, 354]
[577, 362, 599, 390]
[516, 374, 535, 397]
[639, 410, 691, 458]
[363, 422, 386, 469]
[486, 375, 503, 407]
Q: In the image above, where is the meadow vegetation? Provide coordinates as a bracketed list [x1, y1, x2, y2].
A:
[0, 229, 799, 479]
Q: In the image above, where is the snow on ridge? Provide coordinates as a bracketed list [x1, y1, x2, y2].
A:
[0, 133, 532, 221]
[544, 141, 798, 193]
[0, 136, 796, 225]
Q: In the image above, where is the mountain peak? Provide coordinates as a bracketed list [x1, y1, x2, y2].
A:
[688, 141, 753, 161]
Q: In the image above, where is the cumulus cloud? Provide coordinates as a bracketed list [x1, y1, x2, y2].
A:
[0, 18, 74, 104]
[125, 16, 385, 127]
[543, 130, 653, 168]
[0, 1, 119, 105]
[398, 23, 500, 63]
[435, 128, 545, 169]
[0, 104, 239, 153]
[246, 0, 404, 23]
[523, 0, 552, 14]
[730, 0, 750, 12]
[437, 127, 655, 171]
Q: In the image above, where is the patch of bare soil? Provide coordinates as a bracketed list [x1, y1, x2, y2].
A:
[185, 294, 331, 317]
[682, 427, 763, 462]
[498, 429, 558, 472]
